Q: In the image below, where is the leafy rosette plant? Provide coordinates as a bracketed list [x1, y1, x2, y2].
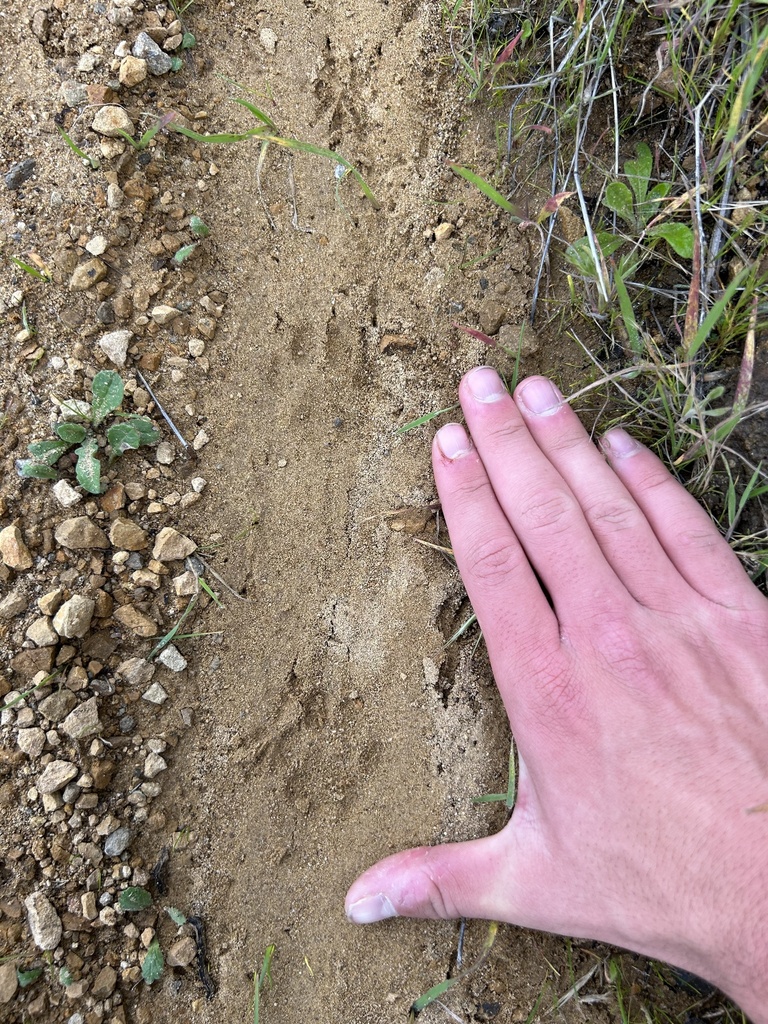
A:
[17, 371, 160, 494]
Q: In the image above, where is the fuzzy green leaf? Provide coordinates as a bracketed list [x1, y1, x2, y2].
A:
[126, 415, 161, 445]
[119, 886, 153, 912]
[564, 232, 624, 279]
[107, 422, 141, 456]
[173, 242, 199, 264]
[624, 142, 653, 207]
[142, 940, 164, 985]
[604, 181, 636, 229]
[56, 422, 87, 444]
[17, 968, 43, 988]
[74, 435, 102, 494]
[91, 371, 124, 426]
[28, 439, 71, 465]
[166, 906, 187, 926]
[189, 215, 210, 238]
[647, 223, 694, 258]
[58, 965, 73, 987]
[16, 460, 59, 481]
[181, 31, 196, 48]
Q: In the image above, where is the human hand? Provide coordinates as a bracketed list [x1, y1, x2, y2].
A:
[346, 367, 768, 1021]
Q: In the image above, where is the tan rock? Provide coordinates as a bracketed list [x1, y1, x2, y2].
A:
[109, 519, 148, 551]
[118, 55, 147, 87]
[92, 105, 134, 138]
[53, 595, 95, 638]
[152, 527, 196, 562]
[0, 525, 33, 570]
[0, 961, 18, 1003]
[69, 258, 108, 291]
[55, 517, 110, 550]
[166, 935, 197, 967]
[113, 605, 157, 637]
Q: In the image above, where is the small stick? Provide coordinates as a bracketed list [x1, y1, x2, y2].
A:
[135, 369, 189, 449]
[194, 554, 247, 601]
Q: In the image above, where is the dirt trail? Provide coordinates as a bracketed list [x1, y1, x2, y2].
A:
[0, 0, 708, 1020]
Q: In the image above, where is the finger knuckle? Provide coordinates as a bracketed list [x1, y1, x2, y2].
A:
[583, 495, 637, 532]
[465, 535, 522, 586]
[519, 487, 575, 534]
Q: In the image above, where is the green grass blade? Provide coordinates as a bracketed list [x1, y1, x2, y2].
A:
[171, 123, 267, 144]
[233, 96, 277, 130]
[613, 268, 641, 354]
[409, 921, 498, 1021]
[262, 135, 380, 208]
[447, 163, 520, 217]
[397, 404, 459, 434]
[253, 944, 276, 1024]
[685, 265, 751, 361]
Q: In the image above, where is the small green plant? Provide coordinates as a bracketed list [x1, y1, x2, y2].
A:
[172, 214, 211, 264]
[253, 944, 276, 1024]
[8, 256, 51, 283]
[169, 97, 380, 210]
[56, 124, 100, 170]
[118, 887, 153, 912]
[16, 371, 159, 494]
[142, 940, 164, 986]
[116, 111, 175, 151]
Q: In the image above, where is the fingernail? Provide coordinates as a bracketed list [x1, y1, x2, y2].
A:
[346, 893, 398, 924]
[465, 366, 507, 403]
[517, 377, 563, 416]
[436, 422, 473, 460]
[601, 428, 642, 459]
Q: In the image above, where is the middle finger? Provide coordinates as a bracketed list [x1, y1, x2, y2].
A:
[459, 366, 624, 622]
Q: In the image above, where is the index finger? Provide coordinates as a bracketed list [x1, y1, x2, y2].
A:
[432, 421, 560, 698]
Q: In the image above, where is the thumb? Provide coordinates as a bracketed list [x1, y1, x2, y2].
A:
[344, 830, 527, 924]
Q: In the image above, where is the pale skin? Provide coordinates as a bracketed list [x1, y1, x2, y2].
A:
[346, 367, 768, 1021]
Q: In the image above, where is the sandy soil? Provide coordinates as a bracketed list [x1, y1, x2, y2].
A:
[0, 1, 741, 1022]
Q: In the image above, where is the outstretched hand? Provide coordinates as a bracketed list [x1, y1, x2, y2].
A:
[346, 368, 768, 1021]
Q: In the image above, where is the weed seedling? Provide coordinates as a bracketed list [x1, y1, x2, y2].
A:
[16, 371, 159, 493]
[55, 124, 100, 170]
[253, 944, 276, 1024]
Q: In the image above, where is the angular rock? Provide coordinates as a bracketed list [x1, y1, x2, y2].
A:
[142, 682, 168, 705]
[25, 616, 58, 647]
[143, 752, 167, 778]
[104, 826, 131, 857]
[52, 480, 83, 508]
[61, 697, 101, 740]
[152, 527, 196, 562]
[92, 105, 135, 138]
[25, 892, 62, 951]
[5, 158, 36, 191]
[166, 935, 197, 967]
[116, 657, 154, 685]
[55, 517, 110, 550]
[0, 960, 18, 1003]
[0, 525, 33, 570]
[81, 891, 98, 920]
[53, 595, 95, 639]
[109, 519, 148, 551]
[0, 591, 27, 619]
[17, 727, 45, 759]
[172, 570, 198, 596]
[157, 644, 187, 672]
[113, 605, 157, 637]
[91, 964, 118, 999]
[119, 55, 147, 87]
[11, 647, 55, 680]
[39, 690, 77, 723]
[132, 32, 173, 74]
[69, 258, 108, 291]
[38, 589, 64, 616]
[98, 329, 132, 368]
[37, 760, 79, 794]
[150, 304, 181, 325]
